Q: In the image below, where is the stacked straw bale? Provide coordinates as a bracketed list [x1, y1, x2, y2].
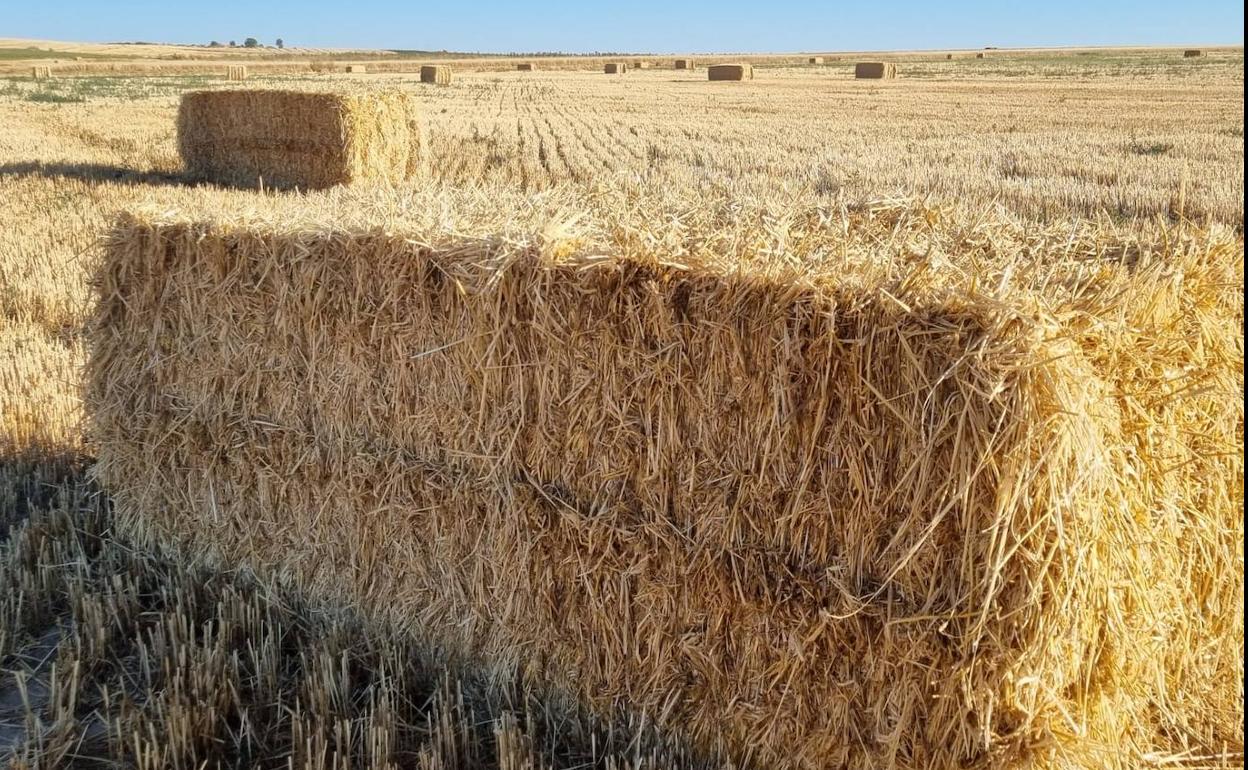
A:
[604, 62, 628, 74]
[226, 64, 248, 81]
[89, 194, 1244, 770]
[707, 63, 752, 81]
[1184, 49, 1205, 57]
[31, 65, 52, 80]
[808, 56, 824, 64]
[177, 90, 420, 190]
[855, 61, 898, 79]
[516, 62, 536, 71]
[420, 64, 451, 85]
[674, 58, 694, 69]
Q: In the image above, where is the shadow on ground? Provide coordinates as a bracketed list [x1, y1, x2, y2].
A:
[0, 160, 191, 187]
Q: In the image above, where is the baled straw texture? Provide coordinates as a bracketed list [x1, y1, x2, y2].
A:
[1184, 49, 1205, 57]
[976, 52, 986, 58]
[31, 66, 52, 80]
[226, 64, 248, 81]
[808, 56, 824, 64]
[420, 64, 451, 85]
[707, 63, 752, 81]
[346, 64, 368, 73]
[604, 62, 628, 74]
[634, 60, 652, 68]
[88, 191, 1244, 770]
[855, 62, 898, 79]
[176, 89, 419, 190]
[674, 58, 694, 69]
[516, 62, 536, 71]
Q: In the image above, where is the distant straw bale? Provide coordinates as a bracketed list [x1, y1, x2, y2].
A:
[808, 56, 824, 64]
[226, 64, 247, 81]
[855, 61, 897, 79]
[420, 64, 451, 85]
[176, 90, 419, 190]
[634, 60, 652, 68]
[707, 63, 752, 81]
[604, 62, 628, 74]
[346, 64, 367, 73]
[1184, 49, 1205, 57]
[673, 58, 694, 69]
[89, 196, 1244, 770]
[516, 62, 536, 71]
[31, 66, 52, 80]
[976, 52, 986, 58]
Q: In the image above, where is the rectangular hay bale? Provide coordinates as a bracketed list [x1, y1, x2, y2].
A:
[808, 56, 824, 64]
[604, 62, 628, 74]
[346, 64, 367, 73]
[176, 90, 419, 190]
[1184, 49, 1204, 57]
[226, 64, 248, 81]
[31, 65, 52, 80]
[855, 61, 897, 79]
[420, 64, 451, 85]
[88, 203, 1244, 770]
[673, 58, 693, 69]
[516, 62, 535, 71]
[707, 63, 752, 81]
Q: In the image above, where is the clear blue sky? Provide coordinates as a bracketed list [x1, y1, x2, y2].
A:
[8, 0, 1244, 53]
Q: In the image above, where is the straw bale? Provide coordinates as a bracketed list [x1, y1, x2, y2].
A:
[226, 64, 248, 81]
[976, 52, 986, 59]
[855, 61, 897, 79]
[176, 89, 419, 190]
[674, 58, 694, 69]
[89, 194, 1244, 770]
[1184, 49, 1204, 57]
[31, 66, 52, 80]
[634, 60, 652, 68]
[346, 64, 367, 73]
[707, 63, 752, 81]
[420, 64, 451, 85]
[604, 62, 628, 74]
[808, 56, 824, 64]
[516, 62, 536, 71]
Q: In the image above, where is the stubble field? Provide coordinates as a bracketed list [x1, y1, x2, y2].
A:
[1, 49, 1244, 768]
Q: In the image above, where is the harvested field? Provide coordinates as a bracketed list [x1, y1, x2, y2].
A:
[226, 63, 247, 80]
[177, 89, 420, 189]
[1, 46, 1244, 770]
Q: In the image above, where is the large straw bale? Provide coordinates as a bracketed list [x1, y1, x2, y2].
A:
[674, 58, 694, 69]
[707, 63, 752, 81]
[1184, 49, 1205, 57]
[176, 89, 419, 190]
[808, 56, 824, 64]
[634, 60, 652, 68]
[31, 66, 52, 80]
[88, 195, 1244, 770]
[420, 64, 451, 85]
[855, 61, 897, 79]
[604, 62, 628, 74]
[346, 64, 368, 73]
[516, 62, 536, 71]
[226, 64, 248, 81]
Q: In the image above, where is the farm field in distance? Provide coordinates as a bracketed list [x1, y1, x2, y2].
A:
[1, 44, 1244, 769]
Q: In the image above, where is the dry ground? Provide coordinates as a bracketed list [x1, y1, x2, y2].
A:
[0, 49, 1244, 768]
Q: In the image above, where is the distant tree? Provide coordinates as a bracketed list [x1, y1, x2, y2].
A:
[276, 38, 284, 49]
[229, 40, 237, 47]
[244, 37, 259, 48]
[209, 41, 223, 47]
